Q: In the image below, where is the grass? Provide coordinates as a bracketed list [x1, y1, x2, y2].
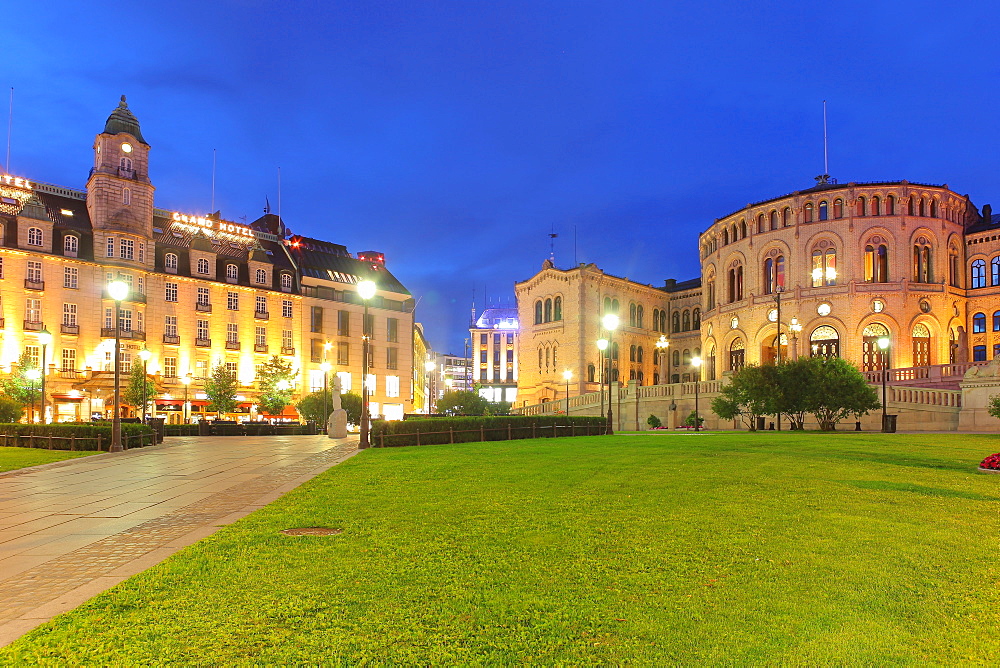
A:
[3, 432, 1000, 664]
[0, 446, 94, 473]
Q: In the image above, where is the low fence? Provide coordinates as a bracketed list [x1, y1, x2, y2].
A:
[0, 424, 156, 451]
[371, 416, 607, 447]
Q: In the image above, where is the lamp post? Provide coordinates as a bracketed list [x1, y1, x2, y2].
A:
[38, 328, 52, 424]
[25, 369, 41, 423]
[562, 369, 572, 416]
[692, 356, 702, 432]
[597, 338, 608, 419]
[774, 287, 784, 364]
[107, 279, 129, 452]
[181, 375, 192, 424]
[602, 313, 619, 435]
[357, 279, 377, 448]
[655, 335, 669, 385]
[789, 317, 802, 360]
[138, 347, 151, 424]
[878, 336, 891, 432]
[320, 361, 332, 432]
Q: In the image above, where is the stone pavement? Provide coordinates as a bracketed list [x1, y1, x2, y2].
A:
[0, 434, 359, 647]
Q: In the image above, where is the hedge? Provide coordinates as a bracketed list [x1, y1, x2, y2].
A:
[369, 415, 607, 447]
[164, 423, 314, 437]
[0, 423, 155, 451]
[164, 424, 200, 436]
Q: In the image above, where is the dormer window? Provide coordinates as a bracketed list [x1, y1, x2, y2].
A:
[197, 258, 210, 275]
[165, 253, 178, 273]
[255, 268, 267, 284]
[27, 227, 43, 247]
[63, 235, 78, 257]
[280, 273, 293, 292]
[226, 264, 239, 283]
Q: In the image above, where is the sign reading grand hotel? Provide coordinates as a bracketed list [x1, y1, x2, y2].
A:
[171, 212, 256, 239]
[0, 174, 32, 190]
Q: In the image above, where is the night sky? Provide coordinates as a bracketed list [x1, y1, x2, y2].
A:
[5, 2, 1000, 353]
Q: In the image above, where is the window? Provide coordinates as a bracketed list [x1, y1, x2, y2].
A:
[165, 283, 178, 302]
[63, 235, 78, 256]
[973, 312, 987, 334]
[974, 345, 987, 362]
[282, 300, 293, 318]
[387, 318, 399, 342]
[386, 375, 400, 398]
[227, 291, 239, 310]
[871, 195, 881, 215]
[120, 308, 133, 332]
[27, 227, 42, 246]
[256, 268, 267, 284]
[256, 295, 267, 314]
[197, 287, 210, 305]
[811, 243, 837, 287]
[629, 303, 637, 327]
[280, 273, 292, 292]
[865, 239, 889, 283]
[255, 326, 266, 347]
[123, 187, 131, 205]
[729, 338, 745, 372]
[857, 196, 867, 216]
[120, 156, 132, 171]
[27, 260, 41, 283]
[682, 310, 691, 331]
[386, 347, 398, 370]
[727, 262, 744, 302]
[224, 362, 238, 376]
[107, 236, 115, 257]
[24, 345, 40, 368]
[554, 296, 562, 321]
[0, 256, 3, 278]
[282, 329, 293, 350]
[165, 315, 178, 337]
[62, 303, 77, 326]
[818, 200, 828, 220]
[907, 197, 915, 216]
[659, 309, 667, 332]
[757, 213, 766, 233]
[227, 323, 239, 343]
[811, 325, 841, 358]
[104, 307, 113, 329]
[337, 341, 349, 365]
[226, 264, 238, 282]
[972, 259, 987, 289]
[164, 357, 177, 378]
[763, 251, 785, 294]
[197, 319, 209, 340]
[165, 253, 178, 272]
[63, 266, 78, 289]
[636, 305, 643, 328]
[886, 194, 895, 215]
[197, 258, 210, 274]
[833, 198, 843, 218]
[310, 306, 323, 332]
[544, 299, 552, 322]
[781, 207, 790, 227]
[364, 313, 374, 339]
[61, 349, 76, 371]
[803, 203, 813, 223]
[652, 308, 660, 332]
[120, 238, 134, 260]
[672, 311, 680, 333]
[913, 238, 933, 283]
[534, 300, 543, 324]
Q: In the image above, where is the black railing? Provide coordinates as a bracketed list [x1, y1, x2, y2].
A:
[196, 302, 212, 312]
[163, 334, 180, 344]
[24, 279, 44, 291]
[61, 324, 79, 335]
[195, 337, 211, 347]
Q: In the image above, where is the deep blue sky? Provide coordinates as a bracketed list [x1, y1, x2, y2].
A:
[5, 2, 1000, 353]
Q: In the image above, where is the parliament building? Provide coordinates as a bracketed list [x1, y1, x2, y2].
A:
[0, 97, 414, 422]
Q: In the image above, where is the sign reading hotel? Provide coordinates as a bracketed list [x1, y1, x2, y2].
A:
[0, 174, 32, 190]
[171, 212, 256, 239]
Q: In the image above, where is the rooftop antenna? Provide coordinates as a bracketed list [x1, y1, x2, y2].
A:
[210, 149, 217, 214]
[548, 223, 558, 261]
[471, 286, 476, 326]
[5, 87, 12, 173]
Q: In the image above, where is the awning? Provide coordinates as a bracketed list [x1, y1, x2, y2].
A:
[260, 405, 299, 418]
[155, 398, 210, 407]
[51, 394, 85, 403]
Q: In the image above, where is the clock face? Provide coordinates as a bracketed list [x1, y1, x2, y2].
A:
[121, 142, 133, 153]
[730, 316, 739, 329]
[768, 308, 778, 322]
[872, 299, 885, 313]
[817, 303, 831, 317]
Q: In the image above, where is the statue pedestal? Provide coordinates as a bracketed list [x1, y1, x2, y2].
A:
[328, 409, 348, 438]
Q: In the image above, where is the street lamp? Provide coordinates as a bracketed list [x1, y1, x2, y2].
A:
[181, 375, 192, 424]
[789, 317, 802, 360]
[357, 279, 377, 449]
[562, 369, 572, 416]
[107, 279, 129, 452]
[602, 313, 619, 435]
[878, 336, 891, 432]
[655, 335, 669, 385]
[38, 328, 52, 424]
[138, 347, 152, 424]
[25, 368, 41, 423]
[691, 356, 702, 432]
[773, 286, 784, 363]
[597, 338, 608, 419]
[320, 361, 332, 432]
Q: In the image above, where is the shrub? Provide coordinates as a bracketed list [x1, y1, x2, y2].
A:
[683, 411, 704, 428]
[0, 423, 154, 450]
[980, 453, 1000, 470]
[370, 415, 606, 447]
[646, 414, 662, 429]
[0, 397, 24, 424]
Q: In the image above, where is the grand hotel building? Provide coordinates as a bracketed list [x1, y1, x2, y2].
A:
[516, 177, 1000, 408]
[0, 97, 415, 422]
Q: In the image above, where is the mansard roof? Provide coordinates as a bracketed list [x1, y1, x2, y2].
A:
[289, 235, 410, 295]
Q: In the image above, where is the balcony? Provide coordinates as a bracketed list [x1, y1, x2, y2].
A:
[24, 279, 44, 291]
[254, 343, 268, 353]
[163, 334, 180, 345]
[195, 302, 212, 313]
[61, 323, 79, 335]
[101, 289, 146, 304]
[101, 328, 145, 340]
[254, 310, 269, 320]
[23, 320, 43, 331]
[281, 346, 295, 356]
[195, 337, 211, 348]
[225, 340, 241, 351]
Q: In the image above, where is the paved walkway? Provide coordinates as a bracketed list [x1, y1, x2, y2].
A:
[0, 435, 359, 647]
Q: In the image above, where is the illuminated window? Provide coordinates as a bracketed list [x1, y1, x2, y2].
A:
[386, 375, 400, 397]
[197, 320, 209, 340]
[61, 349, 76, 371]
[227, 323, 239, 343]
[63, 266, 78, 289]
[26, 227, 43, 246]
[120, 238, 134, 260]
[280, 273, 292, 292]
[26, 261, 41, 283]
[811, 243, 837, 287]
[197, 287, 210, 305]
[165, 315, 178, 337]
[227, 291, 239, 310]
[256, 295, 267, 314]
[226, 264, 238, 282]
[971, 259, 986, 289]
[165, 253, 178, 272]
[63, 235, 78, 256]
[62, 303, 77, 326]
[282, 300, 293, 318]
[197, 258, 210, 275]
[165, 283, 178, 302]
[864, 239, 889, 283]
[912, 237, 933, 283]
[255, 326, 266, 347]
[163, 357, 177, 378]
[282, 330, 293, 350]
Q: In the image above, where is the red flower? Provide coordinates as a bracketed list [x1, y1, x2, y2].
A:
[980, 453, 1000, 470]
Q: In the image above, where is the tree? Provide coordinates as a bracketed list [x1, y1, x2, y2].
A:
[0, 350, 38, 407]
[711, 365, 773, 431]
[988, 395, 1000, 421]
[647, 414, 662, 429]
[800, 357, 880, 430]
[0, 397, 24, 424]
[340, 392, 362, 425]
[296, 390, 363, 426]
[255, 356, 295, 417]
[205, 364, 239, 419]
[123, 361, 156, 417]
[436, 390, 490, 416]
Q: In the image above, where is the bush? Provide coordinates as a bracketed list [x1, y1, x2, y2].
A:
[0, 423, 154, 450]
[683, 411, 704, 428]
[646, 414, 662, 429]
[369, 415, 607, 447]
[0, 397, 24, 424]
[164, 424, 200, 436]
[980, 453, 1000, 471]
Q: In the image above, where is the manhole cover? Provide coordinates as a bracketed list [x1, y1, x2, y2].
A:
[281, 527, 343, 536]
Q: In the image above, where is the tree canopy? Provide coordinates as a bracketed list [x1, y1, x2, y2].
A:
[123, 361, 156, 417]
[255, 356, 296, 417]
[205, 364, 239, 418]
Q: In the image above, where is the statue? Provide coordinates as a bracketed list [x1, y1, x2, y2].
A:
[332, 375, 342, 410]
[327, 374, 348, 439]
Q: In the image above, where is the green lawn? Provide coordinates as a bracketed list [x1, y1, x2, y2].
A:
[0, 446, 94, 473]
[4, 432, 1000, 664]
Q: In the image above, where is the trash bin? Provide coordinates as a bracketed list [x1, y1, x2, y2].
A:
[882, 414, 898, 433]
[198, 420, 211, 436]
[148, 417, 166, 443]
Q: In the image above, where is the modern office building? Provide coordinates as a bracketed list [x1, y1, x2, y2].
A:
[469, 306, 518, 404]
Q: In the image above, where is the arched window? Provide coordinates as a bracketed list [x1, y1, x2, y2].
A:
[164, 253, 178, 272]
[769, 210, 778, 230]
[226, 264, 239, 282]
[804, 202, 814, 223]
[682, 349, 691, 365]
[722, 228, 729, 245]
[857, 196, 867, 216]
[538, 347, 544, 372]
[864, 238, 888, 282]
[256, 268, 267, 284]
[706, 344, 716, 381]
[612, 299, 619, 314]
[871, 195, 881, 216]
[672, 349, 680, 366]
[544, 298, 552, 322]
[763, 257, 773, 294]
[123, 187, 131, 205]
[912, 237, 932, 283]
[757, 213, 766, 234]
[993, 311, 1000, 332]
[728, 262, 744, 302]
[886, 194, 896, 215]
[731, 223, 738, 241]
[930, 199, 938, 218]
[729, 338, 745, 372]
[918, 198, 925, 217]
[782, 207, 791, 226]
[810, 325, 840, 358]
[197, 258, 209, 274]
[763, 249, 785, 294]
[587, 364, 596, 383]
[604, 297, 612, 314]
[119, 156, 132, 172]
[672, 311, 680, 333]
[862, 323, 890, 371]
[637, 346, 644, 363]
[971, 259, 986, 289]
[652, 308, 660, 332]
[692, 308, 700, 329]
[553, 296, 562, 321]
[973, 312, 987, 333]
[629, 303, 637, 327]
[659, 309, 667, 332]
[818, 201, 829, 220]
[682, 310, 691, 331]
[811, 242, 837, 287]
[280, 273, 293, 291]
[833, 198, 843, 218]
[949, 245, 960, 287]
[629, 344, 636, 362]
[27, 227, 42, 246]
[741, 220, 748, 238]
[912, 323, 931, 366]
[635, 304, 643, 328]
[992, 257, 1000, 286]
[63, 235, 78, 255]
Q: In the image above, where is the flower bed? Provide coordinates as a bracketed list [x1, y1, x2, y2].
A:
[978, 453, 1000, 473]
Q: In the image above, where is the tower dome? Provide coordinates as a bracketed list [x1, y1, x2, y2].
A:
[103, 95, 147, 144]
